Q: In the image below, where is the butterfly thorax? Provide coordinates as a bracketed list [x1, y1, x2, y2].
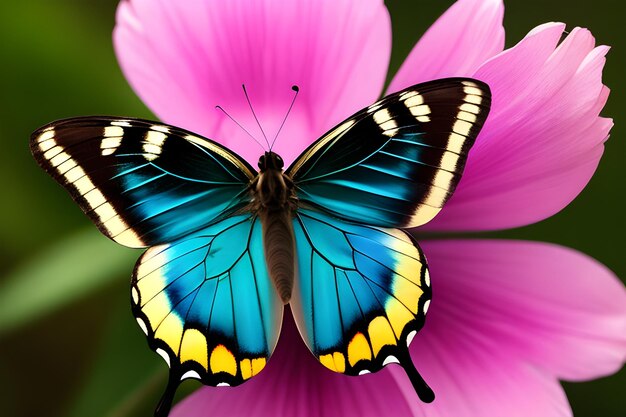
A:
[254, 152, 296, 210]
[252, 151, 297, 304]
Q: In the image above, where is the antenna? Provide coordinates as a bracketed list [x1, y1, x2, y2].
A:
[215, 105, 266, 151]
[270, 85, 300, 151]
[242, 84, 271, 149]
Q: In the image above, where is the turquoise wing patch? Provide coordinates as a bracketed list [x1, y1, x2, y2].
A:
[131, 214, 283, 414]
[290, 209, 433, 400]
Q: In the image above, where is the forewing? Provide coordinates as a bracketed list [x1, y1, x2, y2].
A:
[291, 209, 431, 377]
[31, 117, 256, 247]
[132, 214, 283, 387]
[287, 78, 491, 228]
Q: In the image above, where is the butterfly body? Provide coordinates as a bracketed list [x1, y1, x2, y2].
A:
[252, 151, 297, 303]
[31, 78, 492, 417]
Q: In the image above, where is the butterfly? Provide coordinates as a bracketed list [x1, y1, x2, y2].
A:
[31, 78, 491, 417]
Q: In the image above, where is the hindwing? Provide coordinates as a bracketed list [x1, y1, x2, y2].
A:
[290, 209, 431, 379]
[131, 214, 283, 414]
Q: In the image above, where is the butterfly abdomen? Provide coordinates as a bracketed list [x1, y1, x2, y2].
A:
[260, 208, 295, 303]
[254, 161, 296, 304]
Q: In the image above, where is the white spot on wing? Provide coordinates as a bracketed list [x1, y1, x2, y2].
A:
[143, 130, 168, 160]
[373, 108, 392, 124]
[217, 382, 231, 387]
[424, 300, 431, 314]
[405, 94, 424, 107]
[460, 103, 480, 114]
[84, 189, 107, 209]
[156, 348, 171, 367]
[50, 151, 72, 168]
[104, 126, 124, 138]
[373, 108, 398, 137]
[399, 90, 419, 101]
[463, 84, 483, 106]
[452, 119, 473, 137]
[131, 287, 139, 304]
[104, 214, 128, 236]
[403, 93, 430, 122]
[143, 143, 162, 155]
[115, 228, 144, 248]
[63, 164, 85, 181]
[151, 125, 171, 134]
[58, 159, 78, 176]
[463, 86, 483, 96]
[457, 110, 477, 123]
[146, 130, 168, 145]
[37, 129, 55, 143]
[358, 370, 371, 375]
[410, 105, 430, 117]
[43, 146, 63, 160]
[73, 174, 94, 194]
[367, 103, 382, 113]
[461, 80, 478, 87]
[422, 186, 448, 208]
[465, 95, 483, 105]
[94, 203, 116, 223]
[406, 330, 417, 347]
[136, 317, 149, 335]
[446, 132, 466, 154]
[101, 136, 123, 156]
[432, 170, 453, 191]
[111, 120, 132, 127]
[409, 205, 440, 228]
[181, 370, 201, 381]
[38, 138, 57, 152]
[383, 356, 400, 366]
[410, 105, 431, 123]
[424, 270, 431, 287]
[380, 121, 398, 136]
[440, 151, 460, 171]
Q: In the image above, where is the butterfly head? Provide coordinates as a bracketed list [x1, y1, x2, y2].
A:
[258, 151, 284, 172]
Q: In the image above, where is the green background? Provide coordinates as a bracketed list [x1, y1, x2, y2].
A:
[0, 0, 623, 416]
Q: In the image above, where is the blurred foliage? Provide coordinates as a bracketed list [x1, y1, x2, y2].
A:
[0, 229, 135, 335]
[0, 0, 623, 416]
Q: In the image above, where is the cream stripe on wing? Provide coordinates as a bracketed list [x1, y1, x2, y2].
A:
[406, 80, 488, 227]
[35, 126, 144, 247]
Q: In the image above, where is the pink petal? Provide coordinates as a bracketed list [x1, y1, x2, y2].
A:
[391, 343, 571, 417]
[387, 0, 504, 93]
[114, 0, 391, 166]
[172, 311, 417, 417]
[414, 240, 626, 384]
[426, 24, 613, 231]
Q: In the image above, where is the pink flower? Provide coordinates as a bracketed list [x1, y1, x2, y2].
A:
[114, 0, 626, 415]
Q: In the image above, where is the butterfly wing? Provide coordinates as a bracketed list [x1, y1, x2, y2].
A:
[287, 78, 491, 228]
[132, 214, 283, 413]
[290, 209, 434, 400]
[31, 117, 256, 247]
